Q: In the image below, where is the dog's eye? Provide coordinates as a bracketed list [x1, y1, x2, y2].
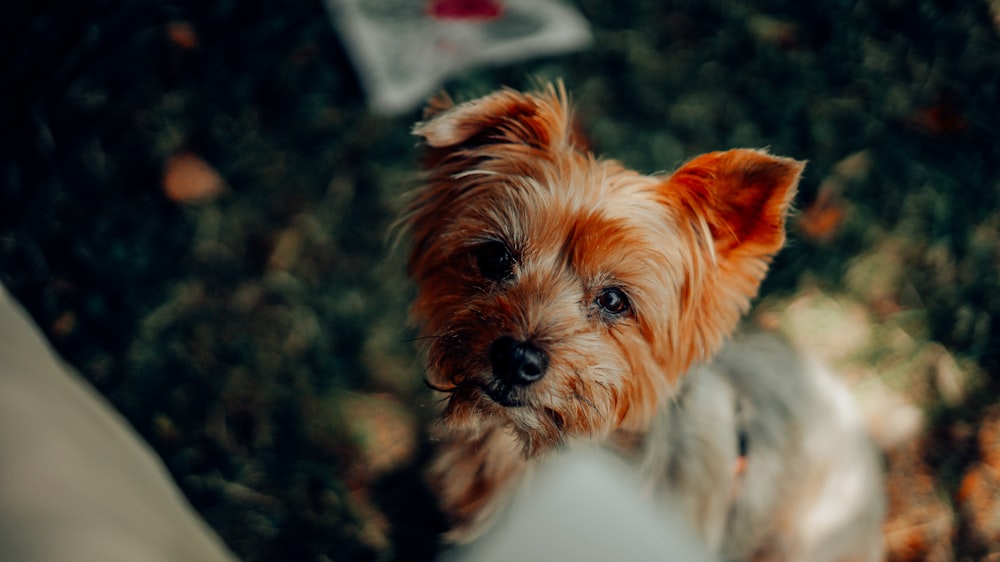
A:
[595, 287, 630, 315]
[474, 241, 515, 281]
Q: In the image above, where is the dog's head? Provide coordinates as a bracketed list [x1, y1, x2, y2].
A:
[403, 83, 803, 456]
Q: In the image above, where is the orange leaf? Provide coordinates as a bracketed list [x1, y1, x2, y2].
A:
[162, 152, 225, 204]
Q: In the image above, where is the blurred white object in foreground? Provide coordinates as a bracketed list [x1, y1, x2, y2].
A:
[325, 0, 592, 115]
[441, 447, 716, 562]
[0, 284, 236, 562]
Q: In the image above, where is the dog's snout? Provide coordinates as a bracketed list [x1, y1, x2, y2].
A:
[489, 336, 549, 386]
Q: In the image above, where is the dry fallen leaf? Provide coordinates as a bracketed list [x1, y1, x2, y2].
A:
[162, 152, 225, 204]
[883, 438, 956, 562]
[341, 392, 417, 477]
[165, 21, 199, 50]
[797, 189, 846, 242]
[797, 151, 872, 242]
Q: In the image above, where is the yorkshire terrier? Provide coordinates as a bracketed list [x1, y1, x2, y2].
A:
[401, 82, 885, 561]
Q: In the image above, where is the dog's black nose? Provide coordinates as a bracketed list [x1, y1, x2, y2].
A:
[489, 336, 548, 386]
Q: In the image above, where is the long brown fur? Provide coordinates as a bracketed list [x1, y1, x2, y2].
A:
[400, 83, 881, 555]
[405, 83, 801, 444]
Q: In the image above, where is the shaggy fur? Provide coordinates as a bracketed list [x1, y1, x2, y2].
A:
[402, 82, 885, 560]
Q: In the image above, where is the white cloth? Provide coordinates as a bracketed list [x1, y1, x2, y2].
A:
[0, 284, 237, 562]
[441, 447, 717, 562]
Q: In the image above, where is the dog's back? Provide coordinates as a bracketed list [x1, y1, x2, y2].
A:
[643, 333, 886, 562]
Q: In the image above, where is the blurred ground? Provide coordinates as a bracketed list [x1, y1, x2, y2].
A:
[2, 1, 999, 561]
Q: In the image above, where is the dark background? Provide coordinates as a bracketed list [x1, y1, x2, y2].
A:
[2, 1, 999, 560]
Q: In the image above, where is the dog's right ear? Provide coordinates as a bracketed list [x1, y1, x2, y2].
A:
[414, 88, 536, 148]
[413, 82, 583, 154]
[404, 83, 585, 281]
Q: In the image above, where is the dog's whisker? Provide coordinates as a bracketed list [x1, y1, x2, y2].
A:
[406, 334, 449, 343]
[571, 369, 600, 415]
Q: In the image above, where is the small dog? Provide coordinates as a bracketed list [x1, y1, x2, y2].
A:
[402, 83, 885, 561]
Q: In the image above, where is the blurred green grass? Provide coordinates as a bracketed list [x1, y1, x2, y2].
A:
[2, 1, 999, 560]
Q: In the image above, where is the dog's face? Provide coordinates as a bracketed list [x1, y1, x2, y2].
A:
[404, 84, 803, 456]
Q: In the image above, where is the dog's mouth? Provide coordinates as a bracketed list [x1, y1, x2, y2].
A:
[480, 382, 524, 407]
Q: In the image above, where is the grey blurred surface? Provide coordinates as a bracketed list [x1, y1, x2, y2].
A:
[441, 447, 716, 562]
[0, 284, 236, 562]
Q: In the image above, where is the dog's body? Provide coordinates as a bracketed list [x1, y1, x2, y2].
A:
[402, 83, 885, 561]
[640, 334, 885, 561]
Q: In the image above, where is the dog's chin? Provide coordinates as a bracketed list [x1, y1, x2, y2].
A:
[435, 381, 565, 456]
[480, 382, 525, 408]
[440, 383, 524, 425]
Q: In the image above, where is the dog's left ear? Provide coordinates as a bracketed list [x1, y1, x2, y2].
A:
[656, 149, 803, 371]
[413, 82, 584, 153]
[668, 149, 804, 260]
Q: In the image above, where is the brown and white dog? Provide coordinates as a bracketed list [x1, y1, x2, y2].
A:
[401, 82, 885, 561]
